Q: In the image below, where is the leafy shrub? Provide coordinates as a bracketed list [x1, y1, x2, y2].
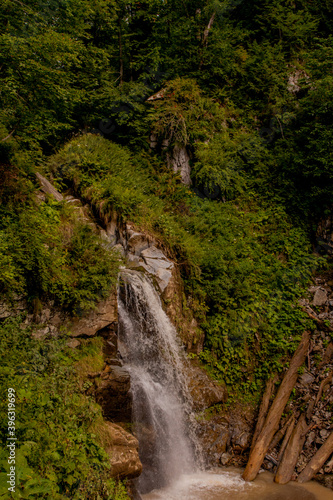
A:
[0, 192, 119, 313]
[49, 134, 324, 394]
[0, 318, 129, 499]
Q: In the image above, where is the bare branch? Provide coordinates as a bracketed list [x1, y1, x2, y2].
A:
[1, 129, 16, 142]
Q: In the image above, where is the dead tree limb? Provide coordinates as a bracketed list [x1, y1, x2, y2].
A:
[315, 370, 333, 406]
[199, 12, 216, 70]
[1, 128, 15, 142]
[303, 308, 333, 333]
[297, 432, 333, 483]
[250, 375, 277, 453]
[277, 415, 295, 462]
[269, 414, 294, 452]
[275, 413, 307, 484]
[243, 331, 310, 481]
[202, 12, 216, 47]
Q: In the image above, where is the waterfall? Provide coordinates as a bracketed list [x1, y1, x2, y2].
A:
[118, 269, 199, 494]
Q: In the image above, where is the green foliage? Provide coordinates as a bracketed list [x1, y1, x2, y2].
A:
[0, 185, 119, 312]
[1, 0, 333, 474]
[148, 78, 225, 146]
[49, 134, 324, 393]
[0, 317, 129, 499]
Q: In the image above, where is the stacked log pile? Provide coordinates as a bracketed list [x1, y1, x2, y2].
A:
[243, 275, 333, 487]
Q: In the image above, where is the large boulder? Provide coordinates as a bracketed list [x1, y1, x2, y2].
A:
[140, 246, 174, 292]
[94, 365, 132, 422]
[68, 292, 118, 337]
[102, 422, 142, 479]
[186, 362, 228, 411]
[167, 145, 192, 185]
[196, 416, 229, 465]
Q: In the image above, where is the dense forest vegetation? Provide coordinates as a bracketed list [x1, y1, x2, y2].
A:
[1, 0, 333, 498]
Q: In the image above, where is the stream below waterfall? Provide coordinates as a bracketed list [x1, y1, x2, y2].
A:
[141, 469, 333, 500]
[117, 270, 333, 499]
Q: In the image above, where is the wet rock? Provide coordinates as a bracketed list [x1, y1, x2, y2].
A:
[197, 417, 229, 465]
[141, 247, 168, 261]
[313, 288, 328, 306]
[220, 452, 232, 465]
[105, 214, 118, 246]
[231, 422, 251, 450]
[103, 422, 142, 479]
[94, 365, 132, 422]
[320, 428, 330, 439]
[127, 232, 150, 255]
[68, 292, 117, 337]
[113, 244, 125, 257]
[234, 430, 251, 449]
[140, 246, 174, 292]
[186, 363, 227, 411]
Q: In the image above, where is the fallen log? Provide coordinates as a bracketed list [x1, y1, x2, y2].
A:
[250, 376, 277, 453]
[315, 369, 333, 406]
[297, 432, 333, 483]
[277, 415, 295, 462]
[269, 415, 293, 452]
[275, 413, 307, 484]
[243, 331, 310, 482]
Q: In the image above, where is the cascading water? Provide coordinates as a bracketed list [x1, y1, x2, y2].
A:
[117, 269, 200, 494]
[117, 270, 333, 500]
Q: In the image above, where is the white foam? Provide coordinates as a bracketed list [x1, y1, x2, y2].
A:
[142, 470, 253, 500]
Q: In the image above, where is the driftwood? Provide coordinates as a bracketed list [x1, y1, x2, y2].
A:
[250, 376, 277, 453]
[275, 413, 307, 484]
[243, 331, 310, 481]
[277, 415, 295, 462]
[315, 369, 333, 406]
[297, 432, 333, 483]
[268, 415, 293, 452]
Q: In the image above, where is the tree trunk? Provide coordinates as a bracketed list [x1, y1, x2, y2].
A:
[243, 331, 310, 481]
[250, 376, 277, 453]
[275, 413, 307, 484]
[315, 370, 333, 406]
[118, 24, 124, 85]
[199, 12, 216, 69]
[277, 415, 295, 462]
[297, 433, 333, 483]
[269, 415, 293, 452]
